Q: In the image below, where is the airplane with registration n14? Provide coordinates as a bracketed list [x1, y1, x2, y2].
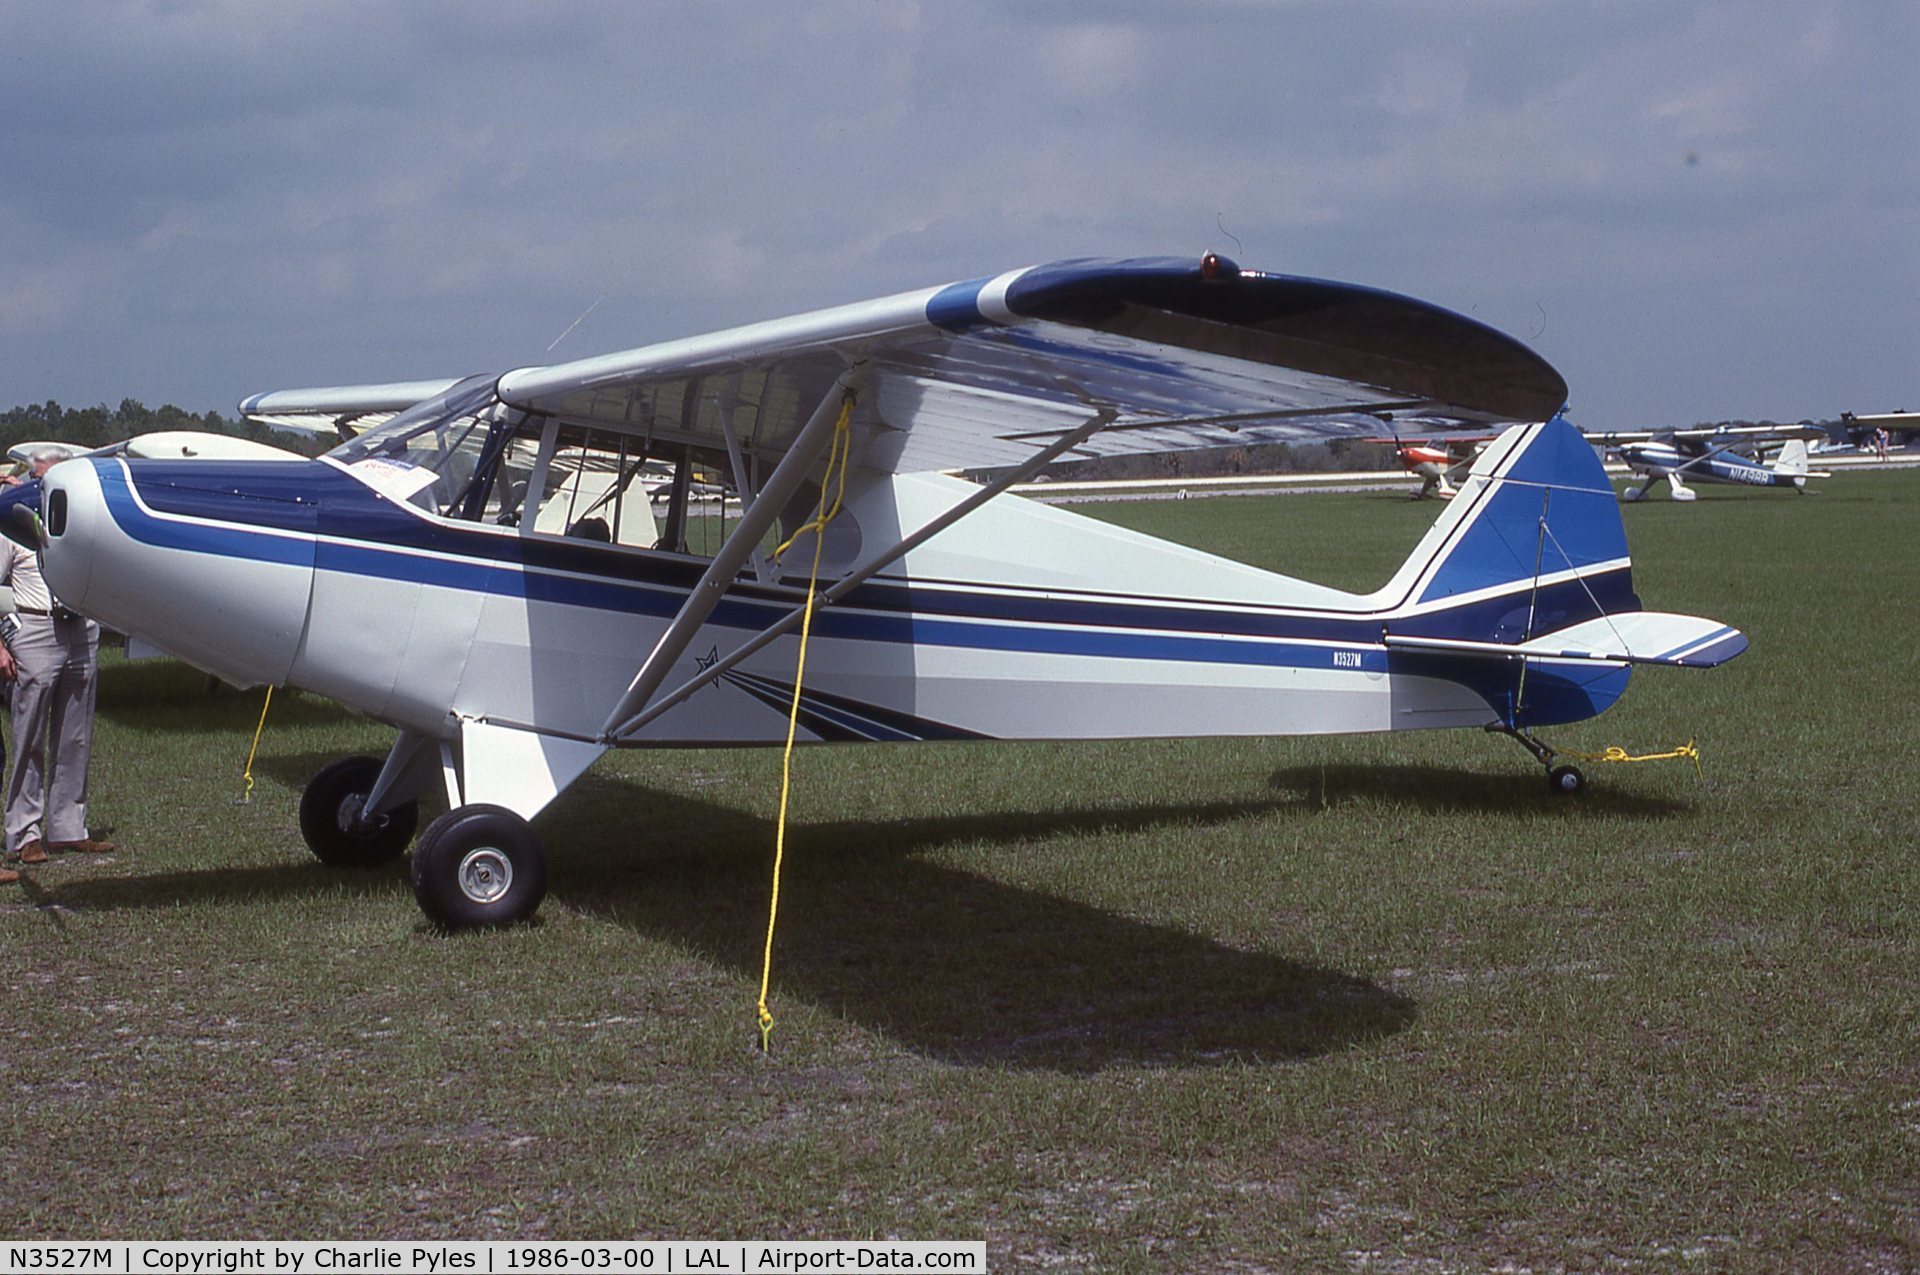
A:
[1589, 424, 1830, 502]
[0, 255, 1748, 930]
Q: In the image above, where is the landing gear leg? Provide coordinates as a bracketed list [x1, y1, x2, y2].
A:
[1485, 723, 1585, 796]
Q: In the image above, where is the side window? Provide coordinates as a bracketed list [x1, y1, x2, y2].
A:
[510, 420, 776, 572]
[527, 426, 661, 549]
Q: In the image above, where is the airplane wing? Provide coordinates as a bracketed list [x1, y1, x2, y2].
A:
[1581, 428, 1658, 447]
[240, 379, 466, 441]
[1842, 411, 1920, 432]
[1666, 424, 1826, 443]
[1356, 434, 1497, 452]
[1585, 424, 1825, 448]
[483, 255, 1568, 475]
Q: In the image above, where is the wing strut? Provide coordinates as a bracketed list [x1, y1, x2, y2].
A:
[713, 382, 773, 584]
[594, 366, 867, 744]
[602, 404, 1118, 744]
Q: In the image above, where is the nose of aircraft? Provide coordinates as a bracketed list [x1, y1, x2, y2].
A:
[27, 457, 320, 688]
[34, 461, 106, 617]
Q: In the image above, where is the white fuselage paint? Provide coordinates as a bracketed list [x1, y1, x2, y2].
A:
[37, 433, 1619, 816]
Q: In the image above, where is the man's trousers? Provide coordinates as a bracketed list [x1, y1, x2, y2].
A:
[7, 614, 100, 852]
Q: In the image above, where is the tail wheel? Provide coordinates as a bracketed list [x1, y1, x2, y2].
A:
[411, 804, 547, 931]
[299, 756, 418, 866]
[1547, 764, 1585, 796]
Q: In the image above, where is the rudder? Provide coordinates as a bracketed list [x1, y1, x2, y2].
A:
[1774, 439, 1809, 481]
[1378, 413, 1638, 632]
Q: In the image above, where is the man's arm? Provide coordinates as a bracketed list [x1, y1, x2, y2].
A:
[0, 541, 18, 679]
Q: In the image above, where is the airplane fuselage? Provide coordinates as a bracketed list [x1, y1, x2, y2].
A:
[1620, 442, 1800, 488]
[11, 410, 1742, 929]
[37, 443, 1632, 803]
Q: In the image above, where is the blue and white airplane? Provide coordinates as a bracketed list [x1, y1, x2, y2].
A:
[1595, 425, 1829, 502]
[0, 256, 1747, 929]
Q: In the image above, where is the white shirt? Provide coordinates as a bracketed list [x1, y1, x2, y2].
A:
[0, 538, 54, 613]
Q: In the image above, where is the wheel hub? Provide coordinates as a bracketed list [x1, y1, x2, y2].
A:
[337, 794, 390, 837]
[456, 846, 514, 904]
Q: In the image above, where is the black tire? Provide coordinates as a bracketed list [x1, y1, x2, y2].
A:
[410, 804, 547, 931]
[1547, 764, 1585, 796]
[299, 755, 419, 866]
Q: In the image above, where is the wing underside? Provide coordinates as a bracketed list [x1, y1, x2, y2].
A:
[242, 257, 1568, 476]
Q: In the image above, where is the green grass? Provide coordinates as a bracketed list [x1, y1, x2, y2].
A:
[3, 473, 1917, 1269]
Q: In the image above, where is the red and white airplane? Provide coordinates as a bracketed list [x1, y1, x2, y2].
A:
[1362, 435, 1496, 499]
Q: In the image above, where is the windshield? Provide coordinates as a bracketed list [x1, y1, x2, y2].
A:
[326, 374, 508, 515]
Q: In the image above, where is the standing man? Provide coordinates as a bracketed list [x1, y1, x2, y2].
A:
[0, 447, 114, 864]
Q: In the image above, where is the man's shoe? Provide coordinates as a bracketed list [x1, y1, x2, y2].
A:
[52, 838, 116, 854]
[0, 865, 19, 884]
[18, 840, 48, 864]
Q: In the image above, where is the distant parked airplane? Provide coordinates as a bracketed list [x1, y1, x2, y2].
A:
[1839, 410, 1920, 456]
[1585, 425, 1829, 502]
[1360, 435, 1495, 499]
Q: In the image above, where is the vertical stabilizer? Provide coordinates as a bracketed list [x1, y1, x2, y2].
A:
[1373, 414, 1637, 630]
[1774, 439, 1810, 482]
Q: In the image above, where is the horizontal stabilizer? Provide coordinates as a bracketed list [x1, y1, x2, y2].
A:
[1385, 611, 1747, 668]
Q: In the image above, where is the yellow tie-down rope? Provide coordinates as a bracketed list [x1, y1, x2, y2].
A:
[236, 686, 275, 805]
[757, 396, 855, 1053]
[1553, 736, 1703, 779]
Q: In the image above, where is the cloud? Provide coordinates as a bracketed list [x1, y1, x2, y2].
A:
[1035, 22, 1151, 102]
[0, 0, 1913, 423]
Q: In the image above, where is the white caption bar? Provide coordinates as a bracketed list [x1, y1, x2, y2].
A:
[0, 1242, 988, 1275]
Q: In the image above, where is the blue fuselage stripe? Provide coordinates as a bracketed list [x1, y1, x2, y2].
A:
[92, 459, 1603, 676]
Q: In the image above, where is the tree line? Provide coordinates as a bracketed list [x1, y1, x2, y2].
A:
[0, 399, 329, 459]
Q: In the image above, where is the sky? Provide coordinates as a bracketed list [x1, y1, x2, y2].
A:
[2, 1, 1914, 429]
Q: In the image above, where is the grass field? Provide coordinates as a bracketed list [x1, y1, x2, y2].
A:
[3, 471, 1917, 1270]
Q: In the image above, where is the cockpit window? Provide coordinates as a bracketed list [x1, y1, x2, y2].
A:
[326, 375, 509, 516]
[323, 378, 764, 566]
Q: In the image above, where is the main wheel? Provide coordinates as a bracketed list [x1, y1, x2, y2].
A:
[299, 756, 419, 866]
[410, 804, 547, 931]
[1547, 764, 1585, 796]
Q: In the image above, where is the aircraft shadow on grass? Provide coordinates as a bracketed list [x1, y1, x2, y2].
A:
[96, 663, 360, 733]
[49, 771, 1418, 1074]
[1265, 763, 1696, 818]
[538, 780, 1418, 1073]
